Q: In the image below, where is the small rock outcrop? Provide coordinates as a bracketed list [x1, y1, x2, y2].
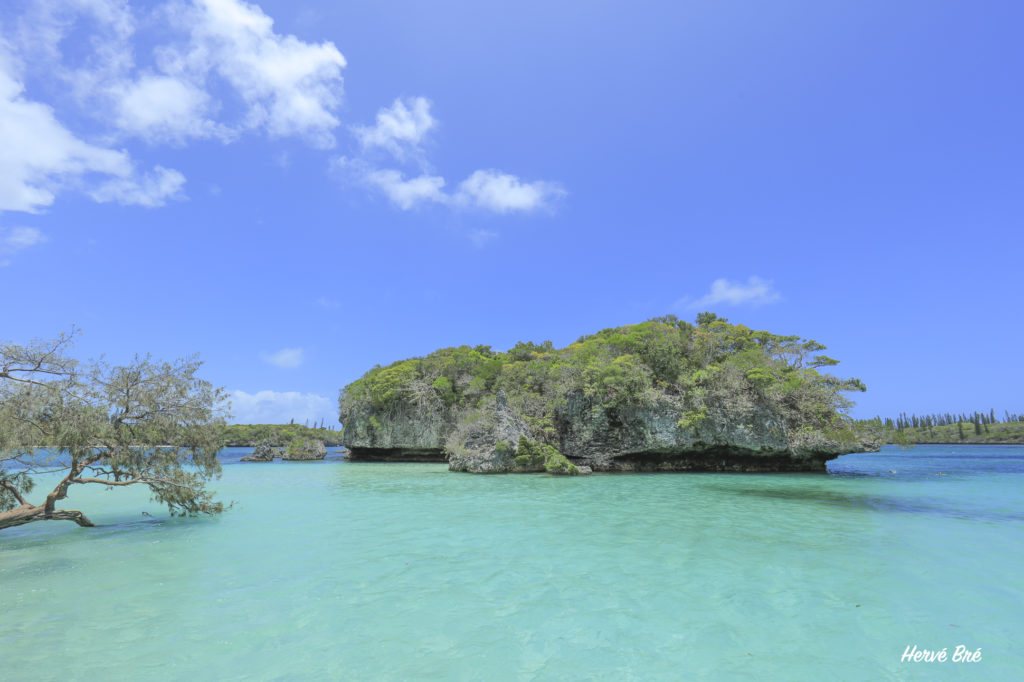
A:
[241, 440, 329, 462]
[240, 441, 282, 462]
[281, 440, 327, 461]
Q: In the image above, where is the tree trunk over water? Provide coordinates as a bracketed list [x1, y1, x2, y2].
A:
[0, 504, 95, 530]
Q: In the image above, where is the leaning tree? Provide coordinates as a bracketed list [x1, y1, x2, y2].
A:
[0, 331, 228, 530]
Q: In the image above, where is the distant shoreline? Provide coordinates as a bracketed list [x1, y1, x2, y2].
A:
[883, 441, 1023, 446]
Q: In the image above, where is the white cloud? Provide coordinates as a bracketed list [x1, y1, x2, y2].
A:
[358, 166, 564, 214]
[261, 347, 304, 368]
[9, 0, 346, 151]
[90, 166, 187, 207]
[5, 2, 561, 223]
[681, 276, 783, 309]
[13, 0, 136, 81]
[112, 74, 225, 144]
[354, 97, 436, 160]
[172, 0, 347, 148]
[229, 389, 334, 425]
[0, 226, 47, 266]
[0, 54, 131, 213]
[454, 170, 565, 213]
[346, 97, 564, 215]
[364, 169, 446, 210]
[0, 40, 189, 214]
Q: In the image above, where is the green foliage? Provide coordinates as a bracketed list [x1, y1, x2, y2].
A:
[512, 436, 579, 475]
[0, 471, 33, 512]
[431, 376, 455, 405]
[494, 439, 515, 459]
[857, 414, 1024, 445]
[677, 406, 708, 430]
[368, 361, 420, 409]
[222, 423, 342, 447]
[822, 423, 861, 445]
[583, 354, 652, 405]
[1, 332, 227, 528]
[339, 314, 867, 445]
[281, 438, 326, 460]
[285, 439, 306, 458]
[339, 344, 506, 420]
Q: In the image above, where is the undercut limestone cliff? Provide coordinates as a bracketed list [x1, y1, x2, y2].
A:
[342, 390, 874, 473]
[339, 316, 879, 473]
[341, 402, 449, 462]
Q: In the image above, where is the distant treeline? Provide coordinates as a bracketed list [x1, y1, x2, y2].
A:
[885, 409, 1023, 430]
[222, 423, 344, 447]
[855, 409, 1024, 445]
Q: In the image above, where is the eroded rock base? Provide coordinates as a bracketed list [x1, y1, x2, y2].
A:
[344, 447, 448, 463]
[588, 449, 836, 473]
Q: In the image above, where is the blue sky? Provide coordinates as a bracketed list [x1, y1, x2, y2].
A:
[1, 0, 1022, 425]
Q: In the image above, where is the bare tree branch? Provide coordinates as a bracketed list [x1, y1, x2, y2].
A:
[0, 480, 28, 506]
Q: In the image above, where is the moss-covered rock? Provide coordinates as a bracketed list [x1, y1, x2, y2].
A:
[510, 436, 579, 475]
[281, 439, 327, 461]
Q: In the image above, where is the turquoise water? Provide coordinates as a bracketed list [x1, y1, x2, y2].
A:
[2, 445, 1023, 681]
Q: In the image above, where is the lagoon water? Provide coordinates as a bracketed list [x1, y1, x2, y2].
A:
[2, 445, 1023, 681]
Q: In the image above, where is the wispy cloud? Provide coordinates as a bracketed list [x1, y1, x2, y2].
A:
[341, 98, 564, 216]
[469, 229, 498, 248]
[314, 296, 340, 309]
[453, 170, 565, 214]
[261, 347, 304, 368]
[0, 53, 143, 214]
[229, 389, 334, 424]
[678, 276, 782, 309]
[364, 169, 447, 210]
[90, 166, 186, 208]
[0, 0, 347, 216]
[0, 226, 46, 266]
[354, 97, 436, 161]
[3, 1, 561, 229]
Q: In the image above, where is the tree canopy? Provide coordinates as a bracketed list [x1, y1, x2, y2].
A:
[0, 331, 227, 531]
[339, 314, 867, 450]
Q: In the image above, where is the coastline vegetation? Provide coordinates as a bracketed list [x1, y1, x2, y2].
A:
[222, 423, 342, 447]
[855, 411, 1024, 445]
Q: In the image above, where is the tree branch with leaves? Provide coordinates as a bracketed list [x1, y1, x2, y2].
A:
[0, 332, 228, 531]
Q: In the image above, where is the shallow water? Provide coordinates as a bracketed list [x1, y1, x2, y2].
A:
[2, 445, 1022, 680]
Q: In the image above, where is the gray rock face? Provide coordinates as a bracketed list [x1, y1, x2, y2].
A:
[446, 393, 530, 473]
[341, 403, 449, 462]
[555, 392, 876, 472]
[281, 440, 327, 461]
[341, 392, 877, 473]
[240, 442, 282, 462]
[556, 392, 803, 472]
